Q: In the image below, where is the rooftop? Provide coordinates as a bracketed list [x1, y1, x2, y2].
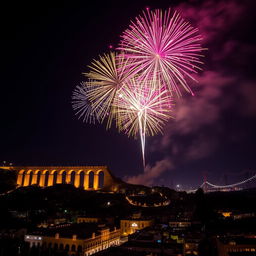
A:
[30, 223, 116, 240]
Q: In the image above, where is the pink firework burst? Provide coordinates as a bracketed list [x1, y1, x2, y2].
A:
[118, 8, 204, 97]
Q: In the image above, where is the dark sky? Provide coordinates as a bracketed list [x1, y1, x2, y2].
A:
[1, 0, 256, 189]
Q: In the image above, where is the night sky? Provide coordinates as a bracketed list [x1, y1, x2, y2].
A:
[1, 0, 256, 189]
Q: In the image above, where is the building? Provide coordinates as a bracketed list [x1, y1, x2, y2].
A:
[183, 232, 202, 256]
[1, 165, 120, 191]
[24, 234, 43, 247]
[121, 240, 183, 256]
[167, 219, 203, 255]
[121, 224, 184, 256]
[219, 210, 232, 218]
[218, 210, 255, 220]
[24, 223, 121, 256]
[77, 217, 101, 224]
[120, 213, 154, 236]
[169, 221, 192, 231]
[216, 236, 256, 256]
[77, 216, 115, 225]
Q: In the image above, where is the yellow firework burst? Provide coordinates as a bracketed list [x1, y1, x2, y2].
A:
[83, 52, 133, 128]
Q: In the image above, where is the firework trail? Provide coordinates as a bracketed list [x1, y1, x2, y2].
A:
[115, 78, 173, 166]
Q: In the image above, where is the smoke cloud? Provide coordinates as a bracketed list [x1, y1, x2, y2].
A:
[125, 0, 256, 186]
[125, 158, 173, 186]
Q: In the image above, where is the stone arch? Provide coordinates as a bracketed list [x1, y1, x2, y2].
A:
[44, 171, 50, 186]
[42, 169, 49, 175]
[36, 170, 41, 186]
[77, 245, 82, 252]
[64, 244, 70, 251]
[62, 171, 67, 184]
[77, 170, 85, 188]
[65, 169, 73, 185]
[71, 244, 76, 252]
[28, 170, 33, 186]
[16, 166, 114, 191]
[37, 171, 44, 187]
[37, 170, 48, 187]
[98, 171, 104, 189]
[17, 170, 25, 186]
[59, 243, 64, 250]
[21, 171, 27, 186]
[46, 170, 56, 186]
[70, 171, 76, 186]
[88, 171, 94, 189]
[52, 170, 58, 185]
[53, 243, 58, 250]
[30, 170, 38, 185]
[56, 169, 65, 184]
[23, 170, 32, 186]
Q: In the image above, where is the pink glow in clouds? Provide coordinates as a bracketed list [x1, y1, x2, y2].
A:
[126, 158, 173, 186]
[177, 0, 245, 44]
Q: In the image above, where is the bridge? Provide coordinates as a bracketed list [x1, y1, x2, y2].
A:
[188, 172, 256, 193]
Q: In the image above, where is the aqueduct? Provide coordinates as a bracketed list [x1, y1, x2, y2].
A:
[12, 166, 115, 190]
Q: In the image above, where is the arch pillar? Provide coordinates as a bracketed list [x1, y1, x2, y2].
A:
[39, 174, 45, 187]
[48, 173, 54, 186]
[84, 173, 89, 189]
[66, 173, 71, 184]
[93, 173, 99, 190]
[23, 173, 30, 186]
[31, 171, 38, 185]
[97, 171, 105, 189]
[17, 171, 24, 186]
[56, 171, 63, 184]
[74, 174, 80, 188]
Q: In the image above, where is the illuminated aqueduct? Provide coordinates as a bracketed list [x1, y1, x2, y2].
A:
[13, 166, 115, 190]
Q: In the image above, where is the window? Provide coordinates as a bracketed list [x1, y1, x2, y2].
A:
[71, 244, 76, 252]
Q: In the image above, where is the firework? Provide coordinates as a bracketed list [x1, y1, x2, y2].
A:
[72, 8, 205, 167]
[115, 78, 173, 166]
[72, 82, 101, 124]
[118, 8, 204, 96]
[84, 52, 133, 128]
